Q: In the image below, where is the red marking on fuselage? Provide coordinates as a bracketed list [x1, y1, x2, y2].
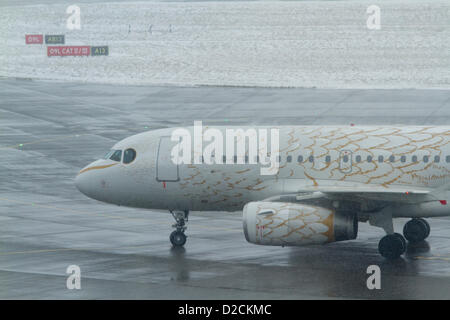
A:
[163, 181, 166, 189]
[440, 200, 447, 205]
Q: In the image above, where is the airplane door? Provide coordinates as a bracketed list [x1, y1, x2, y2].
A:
[156, 136, 179, 182]
[339, 150, 352, 173]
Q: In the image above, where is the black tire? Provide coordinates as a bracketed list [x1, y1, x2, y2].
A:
[403, 219, 428, 243]
[378, 233, 406, 259]
[393, 232, 406, 249]
[418, 218, 430, 238]
[170, 230, 187, 247]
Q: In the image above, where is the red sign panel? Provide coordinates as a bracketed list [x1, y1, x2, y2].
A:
[25, 35, 43, 44]
[47, 46, 91, 57]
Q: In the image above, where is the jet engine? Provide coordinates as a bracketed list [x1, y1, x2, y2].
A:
[243, 201, 358, 246]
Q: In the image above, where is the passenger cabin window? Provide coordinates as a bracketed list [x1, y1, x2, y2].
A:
[367, 156, 373, 163]
[423, 155, 429, 163]
[123, 148, 136, 164]
[412, 155, 418, 162]
[435, 156, 440, 163]
[389, 155, 395, 162]
[401, 156, 406, 163]
[325, 155, 331, 163]
[287, 155, 292, 163]
[298, 155, 303, 163]
[110, 150, 122, 162]
[355, 155, 361, 163]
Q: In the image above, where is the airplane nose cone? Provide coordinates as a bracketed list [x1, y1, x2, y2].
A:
[75, 160, 117, 203]
[75, 160, 104, 198]
[75, 172, 91, 197]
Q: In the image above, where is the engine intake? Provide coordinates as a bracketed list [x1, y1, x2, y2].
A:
[243, 202, 357, 246]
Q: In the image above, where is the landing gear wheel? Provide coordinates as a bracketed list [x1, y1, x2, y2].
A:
[393, 232, 406, 249]
[378, 233, 406, 259]
[403, 218, 429, 243]
[421, 218, 430, 238]
[169, 210, 189, 247]
[170, 230, 187, 247]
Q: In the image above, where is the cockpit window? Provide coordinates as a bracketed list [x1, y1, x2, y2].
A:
[123, 148, 136, 164]
[109, 150, 122, 162]
[103, 150, 114, 159]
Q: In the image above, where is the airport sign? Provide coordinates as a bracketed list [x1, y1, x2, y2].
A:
[91, 46, 109, 56]
[25, 34, 43, 44]
[47, 46, 91, 57]
[45, 35, 65, 44]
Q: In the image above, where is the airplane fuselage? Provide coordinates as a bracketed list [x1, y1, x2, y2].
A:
[75, 125, 450, 216]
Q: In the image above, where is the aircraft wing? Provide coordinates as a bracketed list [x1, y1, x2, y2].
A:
[272, 181, 448, 204]
[314, 186, 432, 204]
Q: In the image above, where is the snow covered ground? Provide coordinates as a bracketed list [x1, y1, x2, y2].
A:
[0, 1, 449, 88]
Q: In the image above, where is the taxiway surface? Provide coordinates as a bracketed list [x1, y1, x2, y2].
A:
[1, 78, 450, 299]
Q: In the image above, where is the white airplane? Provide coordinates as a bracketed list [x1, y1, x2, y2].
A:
[75, 125, 450, 259]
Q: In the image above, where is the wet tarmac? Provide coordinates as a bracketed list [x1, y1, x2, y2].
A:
[1, 78, 450, 299]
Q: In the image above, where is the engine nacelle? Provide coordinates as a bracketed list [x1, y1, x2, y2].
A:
[243, 202, 357, 246]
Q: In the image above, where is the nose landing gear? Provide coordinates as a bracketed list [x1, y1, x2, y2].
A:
[170, 230, 186, 247]
[170, 210, 189, 247]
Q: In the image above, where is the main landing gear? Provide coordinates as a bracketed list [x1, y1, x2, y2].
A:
[170, 210, 189, 247]
[378, 219, 430, 259]
[378, 233, 407, 260]
[403, 218, 430, 243]
[370, 210, 430, 259]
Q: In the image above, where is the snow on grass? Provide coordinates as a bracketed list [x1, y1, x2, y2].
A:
[0, 1, 449, 88]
